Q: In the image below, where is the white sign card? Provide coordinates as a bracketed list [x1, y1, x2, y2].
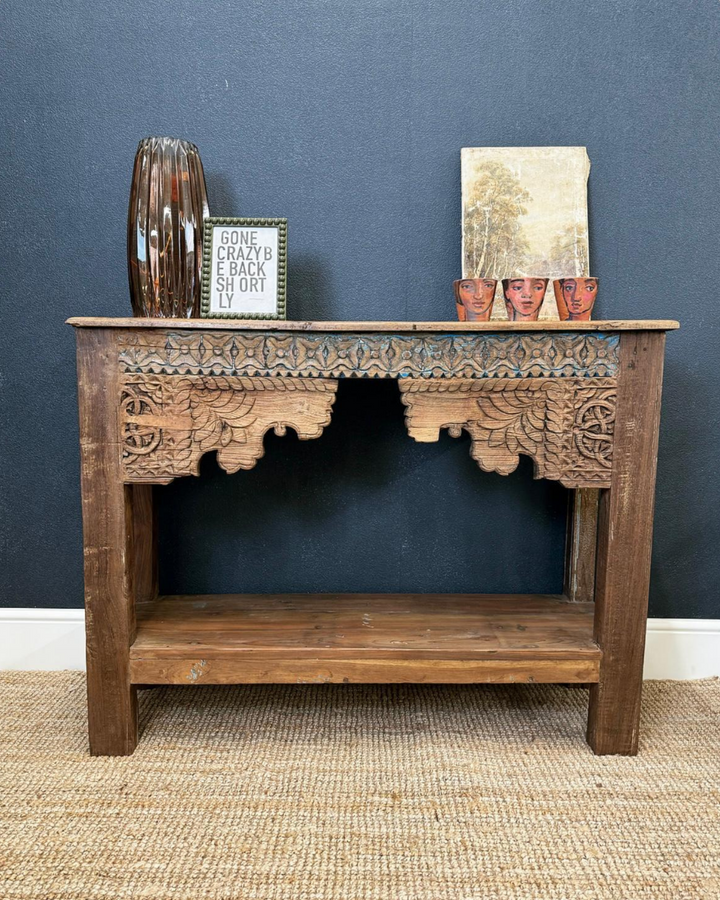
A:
[201, 217, 287, 319]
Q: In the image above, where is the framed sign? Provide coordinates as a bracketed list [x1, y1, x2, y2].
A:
[201, 217, 287, 319]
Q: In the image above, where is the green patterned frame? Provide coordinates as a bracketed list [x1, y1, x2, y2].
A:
[201, 217, 287, 320]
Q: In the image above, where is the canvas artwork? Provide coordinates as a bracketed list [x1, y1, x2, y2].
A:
[461, 147, 590, 320]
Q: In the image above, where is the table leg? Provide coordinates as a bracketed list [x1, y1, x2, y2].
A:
[131, 484, 158, 604]
[587, 332, 666, 755]
[564, 488, 599, 603]
[77, 330, 139, 756]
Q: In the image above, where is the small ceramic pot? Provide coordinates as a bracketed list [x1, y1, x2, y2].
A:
[501, 277, 549, 321]
[453, 278, 497, 321]
[553, 277, 599, 321]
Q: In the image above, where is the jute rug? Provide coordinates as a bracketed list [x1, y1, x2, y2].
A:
[1, 674, 718, 900]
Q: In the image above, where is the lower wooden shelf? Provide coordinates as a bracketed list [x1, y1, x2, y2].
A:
[129, 593, 601, 685]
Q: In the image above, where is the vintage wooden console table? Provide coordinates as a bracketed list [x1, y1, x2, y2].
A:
[69, 317, 677, 756]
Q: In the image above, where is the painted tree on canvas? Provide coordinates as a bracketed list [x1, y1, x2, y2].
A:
[547, 224, 589, 276]
[462, 162, 531, 277]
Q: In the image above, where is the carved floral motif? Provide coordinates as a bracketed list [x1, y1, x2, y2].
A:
[399, 378, 617, 488]
[119, 331, 619, 380]
[120, 375, 337, 482]
[118, 329, 620, 486]
[464, 382, 549, 476]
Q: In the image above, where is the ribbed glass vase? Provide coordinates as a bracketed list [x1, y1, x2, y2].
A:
[127, 136, 209, 317]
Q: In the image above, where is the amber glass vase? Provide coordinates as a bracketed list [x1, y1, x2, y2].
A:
[127, 136, 209, 317]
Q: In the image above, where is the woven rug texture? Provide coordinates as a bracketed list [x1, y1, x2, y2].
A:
[0, 673, 718, 900]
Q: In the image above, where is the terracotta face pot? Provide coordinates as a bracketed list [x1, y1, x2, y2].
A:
[453, 278, 497, 321]
[553, 277, 599, 321]
[501, 277, 548, 321]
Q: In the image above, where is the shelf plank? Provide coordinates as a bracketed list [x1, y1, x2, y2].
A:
[131, 657, 600, 685]
[68, 317, 678, 332]
[130, 594, 600, 685]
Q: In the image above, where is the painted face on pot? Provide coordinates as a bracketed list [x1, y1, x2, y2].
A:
[556, 278, 598, 321]
[454, 279, 496, 321]
[502, 278, 547, 321]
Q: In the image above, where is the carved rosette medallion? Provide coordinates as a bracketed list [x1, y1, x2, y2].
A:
[120, 375, 337, 482]
[399, 378, 617, 488]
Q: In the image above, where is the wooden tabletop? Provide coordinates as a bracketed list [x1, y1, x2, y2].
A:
[68, 317, 679, 332]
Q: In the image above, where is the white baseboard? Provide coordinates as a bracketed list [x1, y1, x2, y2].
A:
[642, 618, 720, 680]
[0, 609, 718, 679]
[0, 608, 87, 671]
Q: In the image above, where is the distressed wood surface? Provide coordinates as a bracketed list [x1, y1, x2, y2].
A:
[121, 372, 619, 486]
[121, 375, 337, 482]
[400, 379, 616, 488]
[68, 317, 679, 332]
[130, 593, 599, 660]
[76, 330, 139, 756]
[71, 319, 673, 755]
[117, 329, 622, 485]
[129, 593, 600, 684]
[587, 332, 666, 755]
[130, 484, 157, 604]
[130, 657, 600, 685]
[564, 488, 600, 602]
[117, 330, 620, 380]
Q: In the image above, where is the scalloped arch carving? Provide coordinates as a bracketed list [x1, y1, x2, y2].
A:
[399, 378, 616, 489]
[120, 372, 616, 488]
[120, 375, 337, 483]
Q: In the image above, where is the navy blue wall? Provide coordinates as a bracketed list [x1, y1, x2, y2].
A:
[1, 1, 718, 614]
